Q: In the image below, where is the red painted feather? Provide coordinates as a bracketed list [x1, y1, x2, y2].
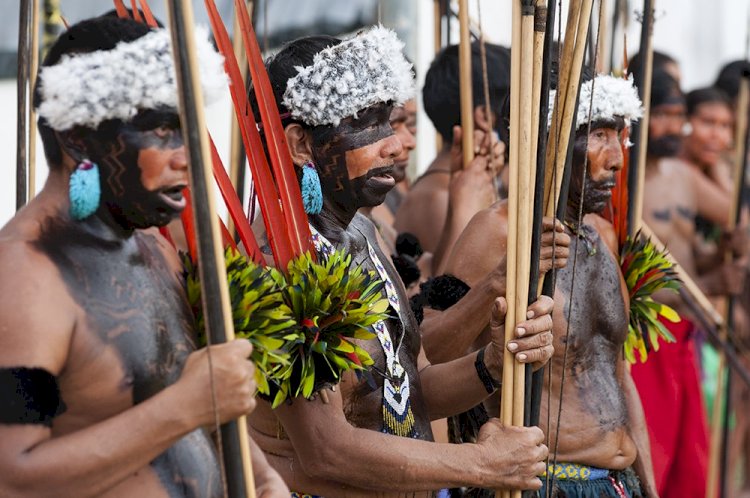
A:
[204, 0, 294, 268]
[137, 0, 159, 28]
[234, 0, 311, 256]
[208, 134, 264, 264]
[220, 218, 239, 251]
[129, 0, 143, 23]
[181, 188, 198, 262]
[113, 0, 130, 19]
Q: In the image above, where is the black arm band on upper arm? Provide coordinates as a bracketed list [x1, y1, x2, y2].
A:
[0, 367, 67, 426]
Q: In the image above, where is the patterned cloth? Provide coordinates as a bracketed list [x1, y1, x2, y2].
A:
[290, 492, 321, 498]
[536, 466, 644, 498]
[541, 462, 610, 480]
[309, 225, 416, 437]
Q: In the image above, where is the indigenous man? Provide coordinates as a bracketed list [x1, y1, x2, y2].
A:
[249, 27, 556, 496]
[446, 73, 657, 497]
[0, 15, 287, 497]
[395, 42, 508, 273]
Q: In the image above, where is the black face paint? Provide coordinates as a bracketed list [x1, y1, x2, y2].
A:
[76, 109, 186, 230]
[0, 367, 66, 426]
[310, 103, 397, 218]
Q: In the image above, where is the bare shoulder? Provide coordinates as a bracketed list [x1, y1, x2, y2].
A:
[139, 227, 184, 275]
[586, 214, 618, 258]
[0, 239, 76, 372]
[445, 200, 508, 286]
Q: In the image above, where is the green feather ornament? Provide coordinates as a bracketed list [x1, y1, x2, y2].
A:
[184, 247, 389, 408]
[620, 231, 683, 363]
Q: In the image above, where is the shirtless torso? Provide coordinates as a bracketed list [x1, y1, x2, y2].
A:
[0, 203, 221, 497]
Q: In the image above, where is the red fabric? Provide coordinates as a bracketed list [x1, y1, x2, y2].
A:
[630, 317, 709, 498]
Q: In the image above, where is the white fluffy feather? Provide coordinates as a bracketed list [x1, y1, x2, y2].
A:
[282, 25, 415, 127]
[37, 27, 227, 131]
[548, 74, 643, 130]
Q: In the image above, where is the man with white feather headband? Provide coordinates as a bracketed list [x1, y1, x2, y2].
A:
[444, 68, 659, 497]
[0, 13, 289, 498]
[247, 25, 562, 497]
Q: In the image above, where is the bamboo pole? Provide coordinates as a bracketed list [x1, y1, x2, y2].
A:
[499, 3, 523, 498]
[627, 0, 655, 234]
[28, 0, 39, 200]
[544, 0, 591, 219]
[17, 0, 32, 210]
[547, 0, 594, 219]
[458, 0, 474, 168]
[166, 1, 256, 496]
[510, 6, 536, 498]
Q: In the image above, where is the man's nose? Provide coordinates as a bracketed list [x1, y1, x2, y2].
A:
[381, 133, 404, 159]
[171, 145, 188, 171]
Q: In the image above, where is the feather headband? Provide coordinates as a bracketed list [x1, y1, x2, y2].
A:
[36, 27, 227, 131]
[549, 74, 643, 130]
[282, 25, 415, 127]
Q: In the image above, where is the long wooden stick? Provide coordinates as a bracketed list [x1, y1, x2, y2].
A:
[527, 0, 554, 432]
[166, 1, 256, 496]
[28, 0, 39, 200]
[627, 0, 655, 235]
[17, 0, 32, 211]
[499, 4, 523, 498]
[458, 0, 474, 168]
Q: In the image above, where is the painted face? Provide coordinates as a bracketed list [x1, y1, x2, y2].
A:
[684, 101, 734, 167]
[571, 120, 625, 215]
[84, 108, 188, 229]
[389, 99, 417, 184]
[648, 102, 686, 158]
[311, 102, 403, 210]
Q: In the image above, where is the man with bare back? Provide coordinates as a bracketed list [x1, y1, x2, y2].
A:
[247, 27, 559, 497]
[0, 15, 287, 497]
[445, 73, 657, 497]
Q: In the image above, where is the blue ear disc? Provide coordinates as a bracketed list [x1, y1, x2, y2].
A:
[301, 161, 323, 215]
[69, 160, 101, 220]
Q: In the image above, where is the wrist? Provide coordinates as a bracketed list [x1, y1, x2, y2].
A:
[477, 347, 502, 392]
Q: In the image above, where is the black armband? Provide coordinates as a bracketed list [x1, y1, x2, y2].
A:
[0, 367, 67, 426]
[421, 274, 471, 311]
[475, 348, 501, 394]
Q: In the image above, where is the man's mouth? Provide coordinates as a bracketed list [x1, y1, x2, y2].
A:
[366, 165, 396, 188]
[158, 185, 188, 211]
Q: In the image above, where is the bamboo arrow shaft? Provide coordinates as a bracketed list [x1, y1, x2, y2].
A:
[166, 1, 256, 496]
[458, 0, 474, 168]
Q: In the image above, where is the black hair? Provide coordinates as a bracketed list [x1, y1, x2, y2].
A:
[629, 50, 678, 85]
[34, 15, 152, 168]
[715, 60, 750, 100]
[649, 69, 684, 108]
[686, 86, 732, 116]
[422, 42, 511, 143]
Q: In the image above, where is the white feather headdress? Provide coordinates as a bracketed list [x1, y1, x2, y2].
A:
[36, 27, 227, 131]
[549, 74, 643, 130]
[282, 25, 414, 127]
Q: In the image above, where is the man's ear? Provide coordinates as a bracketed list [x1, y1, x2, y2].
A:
[284, 123, 314, 166]
[473, 105, 497, 133]
[56, 127, 91, 161]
